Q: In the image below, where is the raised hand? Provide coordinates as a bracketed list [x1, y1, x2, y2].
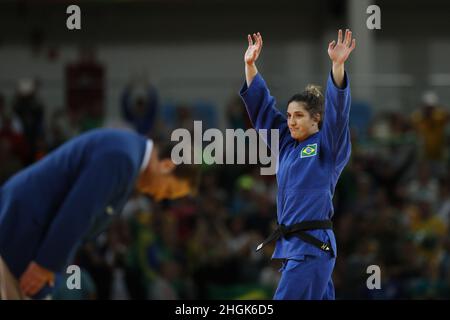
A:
[328, 29, 356, 65]
[244, 32, 263, 66]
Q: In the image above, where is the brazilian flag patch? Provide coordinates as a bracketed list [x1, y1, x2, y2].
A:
[300, 143, 318, 158]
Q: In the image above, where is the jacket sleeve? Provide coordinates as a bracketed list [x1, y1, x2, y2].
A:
[34, 153, 133, 272]
[321, 70, 352, 165]
[239, 74, 291, 151]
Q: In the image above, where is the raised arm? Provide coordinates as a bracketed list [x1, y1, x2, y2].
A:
[245, 32, 263, 87]
[240, 33, 290, 151]
[328, 29, 356, 88]
[322, 29, 356, 164]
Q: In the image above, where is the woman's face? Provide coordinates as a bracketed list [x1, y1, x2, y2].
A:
[137, 173, 192, 202]
[286, 101, 320, 141]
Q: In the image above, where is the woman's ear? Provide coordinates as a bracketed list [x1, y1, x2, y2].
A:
[313, 113, 321, 124]
[158, 159, 176, 174]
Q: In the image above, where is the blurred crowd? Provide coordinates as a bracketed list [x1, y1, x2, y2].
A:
[1, 56, 450, 299]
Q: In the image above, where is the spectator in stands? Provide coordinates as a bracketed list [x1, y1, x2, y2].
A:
[12, 78, 45, 164]
[121, 79, 159, 135]
[411, 91, 449, 173]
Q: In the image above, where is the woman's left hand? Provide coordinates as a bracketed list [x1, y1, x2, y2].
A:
[19, 261, 55, 297]
[328, 29, 356, 65]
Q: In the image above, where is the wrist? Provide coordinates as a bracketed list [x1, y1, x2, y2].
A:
[332, 62, 344, 69]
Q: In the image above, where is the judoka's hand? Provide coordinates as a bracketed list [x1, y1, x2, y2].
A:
[328, 29, 356, 65]
[244, 32, 263, 66]
[19, 261, 55, 297]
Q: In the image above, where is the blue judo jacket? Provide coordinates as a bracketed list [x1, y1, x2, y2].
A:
[0, 129, 147, 280]
[240, 71, 352, 259]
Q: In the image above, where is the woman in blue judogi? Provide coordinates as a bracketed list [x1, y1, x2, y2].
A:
[239, 30, 356, 299]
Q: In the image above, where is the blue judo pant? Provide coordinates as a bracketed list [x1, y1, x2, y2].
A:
[274, 254, 336, 300]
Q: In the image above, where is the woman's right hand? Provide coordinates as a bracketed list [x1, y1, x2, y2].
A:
[244, 32, 263, 66]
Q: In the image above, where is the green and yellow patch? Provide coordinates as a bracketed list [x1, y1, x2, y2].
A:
[300, 143, 318, 158]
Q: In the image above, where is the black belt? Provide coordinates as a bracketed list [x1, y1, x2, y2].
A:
[256, 220, 334, 255]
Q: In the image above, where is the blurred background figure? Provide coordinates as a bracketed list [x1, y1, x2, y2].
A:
[12, 78, 45, 164]
[65, 47, 105, 132]
[121, 75, 159, 136]
[411, 91, 449, 176]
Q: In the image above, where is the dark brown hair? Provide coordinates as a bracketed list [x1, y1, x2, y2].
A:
[287, 85, 324, 129]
